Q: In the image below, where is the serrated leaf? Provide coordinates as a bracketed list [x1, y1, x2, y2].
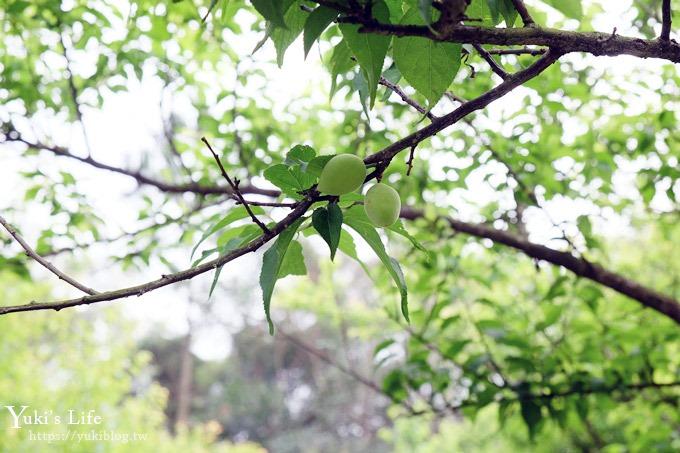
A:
[339, 1, 391, 107]
[264, 164, 314, 197]
[387, 220, 428, 254]
[307, 154, 335, 177]
[393, 8, 461, 106]
[327, 40, 354, 98]
[544, 0, 582, 19]
[354, 69, 371, 119]
[191, 206, 265, 260]
[343, 206, 409, 321]
[286, 144, 316, 164]
[312, 203, 343, 260]
[303, 6, 338, 58]
[260, 218, 304, 334]
[520, 399, 542, 440]
[251, 0, 287, 27]
[418, 0, 434, 25]
[279, 240, 307, 277]
[271, 2, 307, 66]
[209, 265, 224, 298]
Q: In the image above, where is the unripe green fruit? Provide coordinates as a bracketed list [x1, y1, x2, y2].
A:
[364, 183, 401, 227]
[317, 154, 366, 195]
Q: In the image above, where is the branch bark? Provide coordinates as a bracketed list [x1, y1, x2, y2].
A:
[399, 207, 680, 325]
[510, 0, 534, 27]
[365, 49, 562, 165]
[473, 43, 509, 79]
[661, 0, 672, 41]
[0, 198, 314, 315]
[0, 215, 98, 295]
[4, 135, 278, 198]
[345, 20, 680, 62]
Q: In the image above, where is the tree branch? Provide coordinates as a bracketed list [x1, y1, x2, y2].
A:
[399, 206, 680, 325]
[3, 135, 278, 198]
[365, 49, 562, 165]
[661, 0, 672, 41]
[510, 0, 535, 27]
[379, 77, 437, 120]
[0, 215, 98, 295]
[473, 43, 509, 79]
[58, 33, 93, 158]
[276, 326, 417, 413]
[486, 47, 546, 55]
[341, 20, 680, 62]
[0, 198, 315, 315]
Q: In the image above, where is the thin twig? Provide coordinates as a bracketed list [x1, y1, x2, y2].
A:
[406, 144, 416, 176]
[59, 34, 93, 158]
[0, 215, 98, 295]
[201, 137, 271, 234]
[473, 43, 509, 79]
[379, 77, 437, 120]
[510, 0, 535, 26]
[661, 0, 672, 41]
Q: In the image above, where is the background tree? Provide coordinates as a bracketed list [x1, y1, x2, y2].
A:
[1, 0, 679, 449]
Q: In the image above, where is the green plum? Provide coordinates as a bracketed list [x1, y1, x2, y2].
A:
[364, 183, 401, 227]
[317, 154, 366, 195]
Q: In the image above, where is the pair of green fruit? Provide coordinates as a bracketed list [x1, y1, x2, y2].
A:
[317, 154, 401, 227]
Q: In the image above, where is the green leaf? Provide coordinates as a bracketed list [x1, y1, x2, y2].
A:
[208, 236, 253, 298]
[271, 2, 307, 67]
[191, 206, 265, 260]
[251, 0, 287, 28]
[260, 218, 304, 334]
[312, 203, 343, 260]
[327, 40, 354, 98]
[467, 0, 496, 25]
[487, 0, 518, 26]
[286, 144, 316, 164]
[303, 6, 338, 58]
[418, 0, 435, 25]
[343, 206, 409, 321]
[263, 164, 314, 196]
[520, 399, 543, 440]
[387, 220, 428, 254]
[353, 69, 371, 119]
[544, 0, 582, 19]
[393, 8, 461, 106]
[307, 154, 335, 177]
[209, 265, 224, 298]
[339, 1, 391, 107]
[279, 240, 307, 277]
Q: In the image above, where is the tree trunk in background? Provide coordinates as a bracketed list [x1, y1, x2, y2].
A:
[175, 332, 193, 429]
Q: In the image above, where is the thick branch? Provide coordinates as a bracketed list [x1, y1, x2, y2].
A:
[486, 47, 545, 55]
[661, 0, 672, 41]
[0, 198, 314, 315]
[348, 21, 680, 62]
[0, 215, 98, 295]
[3, 136, 278, 198]
[365, 49, 561, 165]
[399, 207, 680, 325]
